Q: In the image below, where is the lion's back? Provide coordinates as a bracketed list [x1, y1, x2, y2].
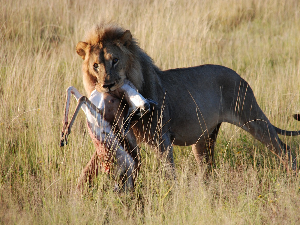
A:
[158, 64, 247, 145]
[160, 64, 242, 98]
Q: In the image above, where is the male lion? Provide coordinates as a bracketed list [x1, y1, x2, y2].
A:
[76, 23, 300, 170]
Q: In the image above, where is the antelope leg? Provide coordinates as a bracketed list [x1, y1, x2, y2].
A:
[63, 86, 83, 128]
[61, 87, 83, 146]
[120, 81, 158, 133]
[61, 96, 105, 145]
[120, 80, 150, 113]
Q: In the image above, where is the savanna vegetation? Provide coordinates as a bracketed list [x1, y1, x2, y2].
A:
[1, 0, 300, 224]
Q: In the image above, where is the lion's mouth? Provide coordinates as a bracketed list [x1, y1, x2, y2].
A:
[98, 79, 124, 92]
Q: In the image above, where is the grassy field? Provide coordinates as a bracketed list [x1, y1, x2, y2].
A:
[1, 0, 300, 224]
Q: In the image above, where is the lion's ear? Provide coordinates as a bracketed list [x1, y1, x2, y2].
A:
[76, 41, 88, 60]
[119, 30, 132, 47]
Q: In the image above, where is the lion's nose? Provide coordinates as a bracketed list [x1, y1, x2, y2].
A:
[102, 82, 115, 90]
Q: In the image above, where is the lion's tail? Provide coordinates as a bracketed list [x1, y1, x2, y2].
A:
[273, 114, 300, 136]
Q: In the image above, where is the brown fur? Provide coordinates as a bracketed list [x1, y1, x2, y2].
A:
[76, 23, 300, 171]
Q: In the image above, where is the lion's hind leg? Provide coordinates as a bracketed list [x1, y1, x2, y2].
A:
[241, 117, 295, 170]
[225, 79, 295, 170]
[232, 94, 295, 169]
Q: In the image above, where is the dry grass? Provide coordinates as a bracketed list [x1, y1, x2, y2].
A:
[1, 0, 300, 224]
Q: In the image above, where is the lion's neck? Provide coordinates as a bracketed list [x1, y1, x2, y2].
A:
[131, 50, 164, 103]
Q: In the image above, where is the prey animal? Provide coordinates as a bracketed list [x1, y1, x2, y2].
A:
[61, 80, 153, 190]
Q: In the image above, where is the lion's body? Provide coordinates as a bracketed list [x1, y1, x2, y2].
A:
[159, 65, 245, 146]
[76, 24, 299, 169]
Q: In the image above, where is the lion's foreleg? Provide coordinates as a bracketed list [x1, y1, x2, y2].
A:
[156, 132, 176, 177]
[192, 123, 221, 167]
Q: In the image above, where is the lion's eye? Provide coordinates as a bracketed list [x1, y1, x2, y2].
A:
[112, 58, 119, 65]
[93, 63, 99, 70]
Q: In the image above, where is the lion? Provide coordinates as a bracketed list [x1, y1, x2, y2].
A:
[76, 23, 300, 171]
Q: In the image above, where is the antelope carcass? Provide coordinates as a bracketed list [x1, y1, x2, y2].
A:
[61, 80, 153, 191]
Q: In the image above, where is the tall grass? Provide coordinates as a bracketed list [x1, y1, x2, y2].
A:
[1, 0, 300, 224]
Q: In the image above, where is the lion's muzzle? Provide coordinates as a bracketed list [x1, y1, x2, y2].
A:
[102, 82, 116, 91]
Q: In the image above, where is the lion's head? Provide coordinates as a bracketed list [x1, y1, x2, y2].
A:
[76, 24, 144, 94]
